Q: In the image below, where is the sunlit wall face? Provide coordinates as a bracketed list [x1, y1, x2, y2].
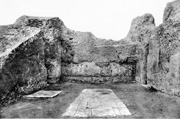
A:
[0, 0, 173, 40]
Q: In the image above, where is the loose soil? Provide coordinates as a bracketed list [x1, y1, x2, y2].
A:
[1, 82, 180, 118]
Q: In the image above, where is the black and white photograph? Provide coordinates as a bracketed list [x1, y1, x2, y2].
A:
[0, 0, 180, 118]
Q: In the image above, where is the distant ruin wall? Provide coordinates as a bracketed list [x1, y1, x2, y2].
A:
[61, 62, 133, 83]
[60, 31, 140, 83]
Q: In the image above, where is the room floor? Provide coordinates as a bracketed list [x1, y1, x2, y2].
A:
[1, 82, 180, 118]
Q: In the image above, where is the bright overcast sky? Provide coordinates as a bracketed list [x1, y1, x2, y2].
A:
[0, 0, 173, 40]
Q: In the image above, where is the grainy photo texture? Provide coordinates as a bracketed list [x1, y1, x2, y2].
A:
[0, 0, 180, 118]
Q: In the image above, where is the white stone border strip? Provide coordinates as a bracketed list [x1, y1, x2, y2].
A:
[63, 89, 131, 117]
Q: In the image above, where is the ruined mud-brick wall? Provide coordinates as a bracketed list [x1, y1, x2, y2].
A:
[61, 29, 139, 83]
[147, 0, 180, 96]
[0, 16, 62, 101]
[124, 13, 156, 84]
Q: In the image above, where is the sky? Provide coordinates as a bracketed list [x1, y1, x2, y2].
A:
[0, 0, 173, 40]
